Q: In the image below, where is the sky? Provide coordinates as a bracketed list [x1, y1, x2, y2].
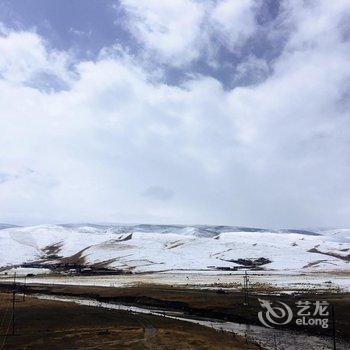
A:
[0, 0, 349, 228]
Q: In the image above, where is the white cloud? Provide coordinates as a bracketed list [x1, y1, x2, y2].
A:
[0, 31, 70, 84]
[234, 54, 270, 84]
[281, 0, 350, 51]
[119, 0, 207, 66]
[211, 0, 257, 50]
[0, 0, 350, 228]
[119, 0, 258, 66]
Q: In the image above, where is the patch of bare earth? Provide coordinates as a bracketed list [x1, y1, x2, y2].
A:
[0, 293, 260, 349]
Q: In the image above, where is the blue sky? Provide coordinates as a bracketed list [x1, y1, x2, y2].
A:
[0, 0, 282, 87]
[0, 1, 132, 57]
[0, 0, 349, 227]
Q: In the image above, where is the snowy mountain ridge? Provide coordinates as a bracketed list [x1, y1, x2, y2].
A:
[0, 224, 349, 274]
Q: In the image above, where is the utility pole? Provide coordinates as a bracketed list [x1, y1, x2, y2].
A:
[12, 272, 16, 336]
[245, 324, 251, 350]
[331, 304, 336, 350]
[243, 271, 250, 306]
[22, 276, 26, 301]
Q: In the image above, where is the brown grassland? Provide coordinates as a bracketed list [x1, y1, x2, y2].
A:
[0, 292, 260, 349]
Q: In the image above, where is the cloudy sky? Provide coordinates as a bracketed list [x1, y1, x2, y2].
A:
[0, 0, 349, 228]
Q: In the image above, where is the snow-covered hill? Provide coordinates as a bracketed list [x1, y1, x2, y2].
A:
[0, 224, 349, 274]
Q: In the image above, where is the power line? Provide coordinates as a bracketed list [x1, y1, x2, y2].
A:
[1, 271, 25, 349]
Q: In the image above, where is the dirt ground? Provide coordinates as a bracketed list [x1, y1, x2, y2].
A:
[1, 281, 348, 339]
[0, 293, 260, 349]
